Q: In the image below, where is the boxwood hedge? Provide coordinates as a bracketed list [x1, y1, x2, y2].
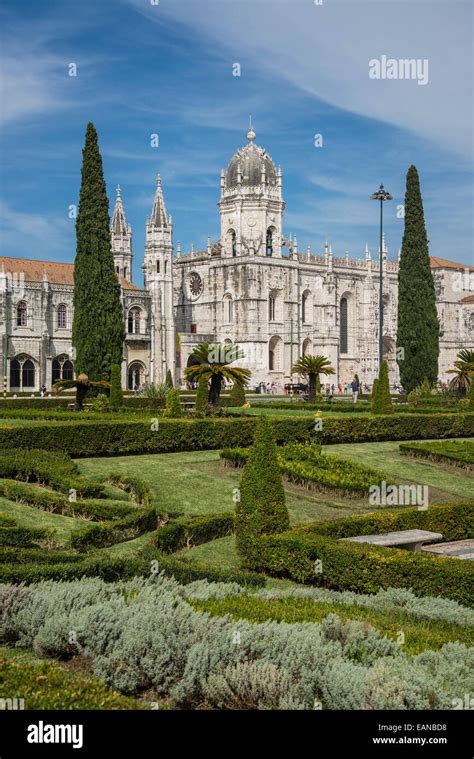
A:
[0, 413, 471, 456]
[254, 502, 474, 606]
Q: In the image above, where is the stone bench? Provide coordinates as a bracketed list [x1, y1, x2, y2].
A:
[341, 529, 443, 552]
[421, 539, 474, 560]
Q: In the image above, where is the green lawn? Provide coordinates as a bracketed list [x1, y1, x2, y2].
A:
[3, 439, 471, 553]
[322, 439, 474, 500]
[77, 449, 402, 525]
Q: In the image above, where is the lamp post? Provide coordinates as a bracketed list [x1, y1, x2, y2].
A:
[370, 184, 392, 371]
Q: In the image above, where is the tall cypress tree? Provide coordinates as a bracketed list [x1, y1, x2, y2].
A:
[396, 165, 439, 392]
[72, 123, 124, 381]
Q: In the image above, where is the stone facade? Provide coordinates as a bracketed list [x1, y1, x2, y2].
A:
[0, 128, 472, 393]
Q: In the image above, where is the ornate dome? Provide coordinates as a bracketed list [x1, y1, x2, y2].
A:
[225, 128, 277, 189]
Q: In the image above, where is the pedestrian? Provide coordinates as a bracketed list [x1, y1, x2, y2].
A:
[350, 374, 360, 403]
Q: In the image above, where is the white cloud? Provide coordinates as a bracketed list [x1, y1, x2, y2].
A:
[126, 0, 473, 159]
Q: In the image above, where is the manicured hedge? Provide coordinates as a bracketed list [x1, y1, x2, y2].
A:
[143, 550, 266, 588]
[106, 472, 153, 507]
[303, 501, 474, 543]
[0, 546, 82, 564]
[254, 501, 474, 606]
[0, 413, 472, 456]
[258, 530, 473, 606]
[0, 555, 149, 583]
[0, 549, 265, 587]
[70, 508, 158, 551]
[399, 440, 474, 468]
[250, 401, 371, 412]
[0, 448, 104, 497]
[222, 441, 392, 496]
[0, 479, 136, 520]
[148, 513, 234, 553]
[0, 525, 52, 548]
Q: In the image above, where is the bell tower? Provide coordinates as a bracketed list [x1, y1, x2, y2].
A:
[143, 175, 175, 384]
[218, 121, 285, 258]
[110, 186, 133, 281]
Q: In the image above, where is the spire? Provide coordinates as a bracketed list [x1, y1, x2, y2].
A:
[111, 185, 128, 236]
[247, 115, 256, 142]
[150, 174, 168, 228]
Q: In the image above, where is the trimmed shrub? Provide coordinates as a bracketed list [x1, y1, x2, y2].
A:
[0, 525, 52, 548]
[229, 381, 246, 407]
[399, 439, 474, 469]
[70, 508, 158, 551]
[258, 532, 473, 606]
[109, 364, 124, 410]
[256, 501, 474, 605]
[235, 416, 289, 568]
[195, 377, 208, 417]
[303, 501, 474, 542]
[106, 472, 153, 507]
[0, 479, 136, 520]
[165, 368, 174, 389]
[0, 448, 104, 497]
[222, 442, 392, 496]
[0, 414, 472, 456]
[469, 377, 474, 410]
[165, 388, 184, 418]
[372, 361, 393, 415]
[149, 513, 234, 553]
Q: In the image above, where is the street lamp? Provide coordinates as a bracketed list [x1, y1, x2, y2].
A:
[370, 184, 392, 371]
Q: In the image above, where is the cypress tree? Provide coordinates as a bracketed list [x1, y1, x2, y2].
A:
[235, 416, 289, 569]
[165, 369, 174, 389]
[372, 361, 393, 415]
[109, 364, 123, 410]
[72, 123, 124, 382]
[396, 165, 439, 392]
[195, 376, 208, 416]
[229, 381, 246, 407]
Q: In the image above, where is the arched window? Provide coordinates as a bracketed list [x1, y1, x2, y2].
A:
[156, 261, 160, 274]
[340, 297, 348, 354]
[128, 362, 144, 391]
[57, 304, 67, 329]
[269, 294, 276, 321]
[223, 294, 233, 324]
[10, 355, 35, 389]
[16, 301, 27, 327]
[128, 307, 141, 334]
[302, 338, 312, 356]
[52, 356, 74, 383]
[10, 359, 20, 387]
[302, 291, 312, 324]
[165, 260, 168, 274]
[266, 229, 273, 256]
[124, 266, 128, 280]
[231, 232, 237, 257]
[268, 336, 282, 371]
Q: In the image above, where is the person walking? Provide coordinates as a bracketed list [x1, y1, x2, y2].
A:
[350, 375, 360, 404]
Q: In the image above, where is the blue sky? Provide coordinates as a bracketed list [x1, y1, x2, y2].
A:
[1, 0, 473, 285]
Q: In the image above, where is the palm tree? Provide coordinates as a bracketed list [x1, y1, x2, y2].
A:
[292, 354, 335, 401]
[54, 373, 111, 411]
[184, 343, 251, 408]
[447, 349, 474, 397]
